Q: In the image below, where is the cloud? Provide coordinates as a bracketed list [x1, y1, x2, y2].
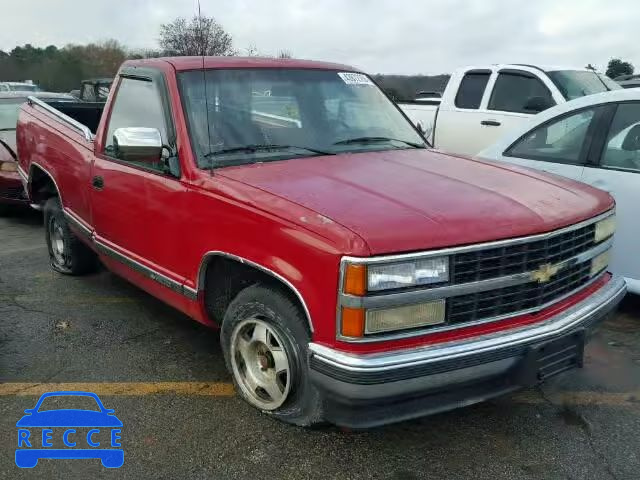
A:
[0, 0, 638, 74]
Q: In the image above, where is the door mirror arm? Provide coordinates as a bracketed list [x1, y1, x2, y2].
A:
[162, 147, 181, 178]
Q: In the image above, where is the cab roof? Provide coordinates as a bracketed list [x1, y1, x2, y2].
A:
[122, 56, 360, 73]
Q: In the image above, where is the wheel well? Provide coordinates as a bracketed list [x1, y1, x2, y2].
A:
[203, 256, 311, 333]
[29, 166, 58, 205]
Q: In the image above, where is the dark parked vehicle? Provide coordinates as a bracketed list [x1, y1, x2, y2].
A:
[71, 78, 113, 102]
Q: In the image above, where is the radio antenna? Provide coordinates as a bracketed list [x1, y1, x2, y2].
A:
[197, 0, 214, 173]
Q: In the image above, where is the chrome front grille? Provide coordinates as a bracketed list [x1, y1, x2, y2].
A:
[447, 262, 593, 324]
[451, 223, 596, 284]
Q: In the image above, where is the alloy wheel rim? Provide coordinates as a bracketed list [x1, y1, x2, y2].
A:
[230, 317, 292, 411]
[49, 218, 66, 266]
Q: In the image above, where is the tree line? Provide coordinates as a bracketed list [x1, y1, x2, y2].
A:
[0, 15, 293, 92]
[0, 14, 635, 98]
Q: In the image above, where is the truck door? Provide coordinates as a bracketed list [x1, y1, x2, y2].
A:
[91, 71, 189, 287]
[581, 101, 640, 290]
[438, 69, 558, 157]
[434, 69, 492, 155]
[482, 70, 557, 154]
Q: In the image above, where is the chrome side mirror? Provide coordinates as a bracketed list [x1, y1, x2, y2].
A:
[113, 127, 163, 162]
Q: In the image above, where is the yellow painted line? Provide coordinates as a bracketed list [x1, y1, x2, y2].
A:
[0, 382, 235, 397]
[0, 383, 638, 406]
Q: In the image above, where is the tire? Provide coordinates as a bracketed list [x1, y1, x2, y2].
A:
[0, 204, 10, 216]
[220, 284, 324, 426]
[44, 196, 97, 275]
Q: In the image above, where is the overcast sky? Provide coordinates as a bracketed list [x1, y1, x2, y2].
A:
[1, 0, 638, 75]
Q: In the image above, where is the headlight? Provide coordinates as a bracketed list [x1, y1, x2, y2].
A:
[367, 257, 449, 291]
[595, 214, 616, 243]
[365, 300, 446, 334]
[340, 257, 449, 338]
[0, 161, 17, 172]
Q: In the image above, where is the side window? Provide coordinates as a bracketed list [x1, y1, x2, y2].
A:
[601, 103, 640, 172]
[489, 73, 554, 114]
[104, 77, 167, 171]
[454, 72, 491, 109]
[506, 109, 596, 164]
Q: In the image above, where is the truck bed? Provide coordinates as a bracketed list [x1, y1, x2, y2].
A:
[48, 101, 105, 134]
[41, 100, 105, 135]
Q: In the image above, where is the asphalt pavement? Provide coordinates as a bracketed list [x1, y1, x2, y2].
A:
[1, 209, 639, 480]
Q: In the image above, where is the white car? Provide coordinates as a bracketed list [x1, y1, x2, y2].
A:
[398, 64, 620, 157]
[0, 82, 42, 93]
[479, 89, 640, 294]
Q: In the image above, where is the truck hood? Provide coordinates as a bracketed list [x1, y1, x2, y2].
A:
[218, 149, 613, 255]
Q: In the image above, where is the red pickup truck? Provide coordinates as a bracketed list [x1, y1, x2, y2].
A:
[17, 57, 625, 428]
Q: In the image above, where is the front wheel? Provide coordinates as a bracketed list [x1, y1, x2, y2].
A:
[44, 197, 97, 275]
[220, 284, 323, 426]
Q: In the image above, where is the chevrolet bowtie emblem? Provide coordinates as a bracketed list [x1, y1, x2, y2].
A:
[531, 263, 561, 283]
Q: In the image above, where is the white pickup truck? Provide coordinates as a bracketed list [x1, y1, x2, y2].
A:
[399, 64, 620, 156]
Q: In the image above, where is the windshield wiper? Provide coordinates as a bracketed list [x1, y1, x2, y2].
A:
[204, 144, 333, 158]
[0, 128, 17, 132]
[333, 136, 425, 148]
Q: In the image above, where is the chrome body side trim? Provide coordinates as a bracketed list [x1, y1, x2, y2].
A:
[27, 95, 94, 142]
[94, 239, 197, 300]
[63, 209, 92, 239]
[195, 251, 314, 333]
[342, 210, 614, 264]
[312, 274, 626, 373]
[17, 165, 28, 183]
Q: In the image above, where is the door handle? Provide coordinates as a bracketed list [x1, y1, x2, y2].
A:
[92, 176, 104, 190]
[481, 120, 502, 127]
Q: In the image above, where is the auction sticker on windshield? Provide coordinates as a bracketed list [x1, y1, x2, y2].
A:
[15, 391, 123, 469]
[338, 72, 374, 86]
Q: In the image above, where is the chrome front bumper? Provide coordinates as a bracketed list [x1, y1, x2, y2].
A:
[309, 275, 626, 427]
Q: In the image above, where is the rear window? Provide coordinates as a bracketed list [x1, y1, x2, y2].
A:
[455, 72, 491, 109]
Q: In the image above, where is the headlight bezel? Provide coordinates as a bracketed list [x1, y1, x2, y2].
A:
[339, 255, 450, 338]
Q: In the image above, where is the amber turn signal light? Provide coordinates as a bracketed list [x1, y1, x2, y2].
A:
[343, 264, 367, 296]
[341, 307, 365, 337]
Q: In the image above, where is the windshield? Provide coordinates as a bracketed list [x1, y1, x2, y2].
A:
[178, 69, 426, 169]
[547, 70, 620, 100]
[0, 98, 24, 130]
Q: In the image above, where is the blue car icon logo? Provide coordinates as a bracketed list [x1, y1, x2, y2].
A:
[16, 391, 123, 468]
